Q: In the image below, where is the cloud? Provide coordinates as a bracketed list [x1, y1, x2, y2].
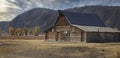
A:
[30, 0, 81, 10]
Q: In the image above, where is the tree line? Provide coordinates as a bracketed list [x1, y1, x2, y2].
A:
[8, 26, 40, 36]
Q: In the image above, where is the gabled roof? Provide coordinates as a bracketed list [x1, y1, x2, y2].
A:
[59, 11, 105, 27]
[73, 24, 120, 32]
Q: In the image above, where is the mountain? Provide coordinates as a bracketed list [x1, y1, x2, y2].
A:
[0, 22, 10, 33]
[10, 8, 58, 33]
[10, 6, 120, 33]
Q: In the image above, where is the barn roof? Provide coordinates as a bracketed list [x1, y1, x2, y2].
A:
[59, 11, 105, 27]
[73, 24, 120, 32]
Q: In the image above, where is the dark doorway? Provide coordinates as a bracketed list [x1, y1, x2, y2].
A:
[81, 32, 86, 42]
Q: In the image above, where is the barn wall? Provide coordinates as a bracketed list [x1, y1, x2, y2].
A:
[55, 26, 70, 32]
[55, 26, 83, 42]
[56, 15, 70, 26]
[48, 32, 56, 39]
[69, 26, 82, 42]
[114, 33, 120, 42]
[45, 27, 120, 42]
[45, 25, 85, 42]
[86, 32, 120, 42]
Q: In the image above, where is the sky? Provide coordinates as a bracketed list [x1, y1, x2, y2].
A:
[0, 0, 120, 21]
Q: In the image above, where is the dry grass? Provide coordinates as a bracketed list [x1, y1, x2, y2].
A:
[0, 40, 120, 58]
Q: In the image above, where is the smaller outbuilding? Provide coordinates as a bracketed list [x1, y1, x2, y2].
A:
[44, 11, 120, 42]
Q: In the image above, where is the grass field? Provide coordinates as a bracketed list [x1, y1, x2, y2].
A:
[0, 40, 120, 58]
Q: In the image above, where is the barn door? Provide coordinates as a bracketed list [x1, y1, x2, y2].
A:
[63, 31, 70, 42]
[55, 32, 63, 41]
[81, 32, 86, 42]
[55, 32, 62, 41]
[56, 31, 70, 41]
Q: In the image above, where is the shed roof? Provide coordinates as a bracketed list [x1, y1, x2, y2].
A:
[73, 24, 120, 32]
[60, 11, 105, 27]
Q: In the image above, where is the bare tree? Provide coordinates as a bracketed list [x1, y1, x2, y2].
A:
[15, 28, 23, 36]
[0, 29, 2, 36]
[8, 27, 15, 36]
[23, 27, 29, 36]
[28, 28, 33, 36]
[33, 26, 40, 36]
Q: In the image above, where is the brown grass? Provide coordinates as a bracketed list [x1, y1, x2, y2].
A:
[0, 40, 120, 58]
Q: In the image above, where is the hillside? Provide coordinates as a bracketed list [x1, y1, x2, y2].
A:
[9, 6, 120, 33]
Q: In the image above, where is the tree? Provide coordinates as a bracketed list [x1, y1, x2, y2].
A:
[28, 28, 33, 35]
[23, 27, 29, 36]
[15, 28, 23, 36]
[8, 27, 15, 36]
[33, 26, 40, 36]
[0, 29, 2, 36]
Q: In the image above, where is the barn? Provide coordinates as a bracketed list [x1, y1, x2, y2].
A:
[44, 11, 120, 42]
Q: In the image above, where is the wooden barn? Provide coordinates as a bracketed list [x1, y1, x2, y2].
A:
[44, 11, 120, 42]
